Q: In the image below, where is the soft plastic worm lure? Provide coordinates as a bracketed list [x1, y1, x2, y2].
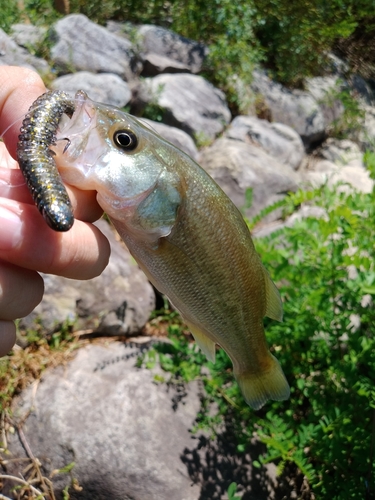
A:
[17, 90, 76, 231]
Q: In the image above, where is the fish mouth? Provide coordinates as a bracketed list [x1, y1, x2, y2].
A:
[55, 90, 97, 150]
[52, 90, 108, 187]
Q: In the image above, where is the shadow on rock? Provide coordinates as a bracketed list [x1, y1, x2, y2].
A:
[181, 426, 278, 500]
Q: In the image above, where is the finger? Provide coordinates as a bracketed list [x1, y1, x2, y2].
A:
[0, 66, 47, 158]
[0, 261, 44, 320]
[0, 320, 16, 357]
[0, 198, 110, 279]
[0, 166, 104, 222]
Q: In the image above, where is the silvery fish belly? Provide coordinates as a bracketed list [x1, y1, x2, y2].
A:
[53, 90, 290, 410]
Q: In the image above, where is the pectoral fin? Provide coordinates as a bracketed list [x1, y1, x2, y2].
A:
[132, 171, 182, 246]
[186, 322, 216, 363]
[263, 267, 283, 322]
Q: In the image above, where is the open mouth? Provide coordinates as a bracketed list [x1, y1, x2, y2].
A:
[55, 90, 96, 150]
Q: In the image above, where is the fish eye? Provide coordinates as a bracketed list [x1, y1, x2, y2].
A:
[113, 130, 138, 151]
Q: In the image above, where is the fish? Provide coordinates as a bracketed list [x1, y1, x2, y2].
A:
[21, 90, 290, 410]
[17, 90, 75, 231]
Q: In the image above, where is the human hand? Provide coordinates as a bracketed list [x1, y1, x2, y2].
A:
[0, 66, 110, 356]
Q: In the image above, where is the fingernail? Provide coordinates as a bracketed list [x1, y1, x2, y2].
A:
[0, 203, 22, 250]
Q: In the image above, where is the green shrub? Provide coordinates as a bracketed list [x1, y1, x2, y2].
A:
[0, 0, 21, 32]
[143, 166, 375, 498]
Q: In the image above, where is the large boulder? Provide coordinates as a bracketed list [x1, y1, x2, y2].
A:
[199, 138, 300, 220]
[301, 158, 373, 194]
[7, 342, 201, 500]
[50, 15, 139, 81]
[317, 138, 363, 166]
[20, 219, 155, 336]
[6, 341, 279, 499]
[51, 71, 132, 108]
[0, 28, 49, 74]
[251, 71, 343, 149]
[10, 23, 47, 49]
[145, 73, 231, 140]
[137, 24, 208, 76]
[225, 115, 305, 170]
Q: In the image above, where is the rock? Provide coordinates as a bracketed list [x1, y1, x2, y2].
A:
[20, 219, 155, 336]
[141, 118, 199, 160]
[137, 24, 208, 75]
[10, 23, 47, 49]
[251, 71, 343, 149]
[7, 343, 201, 500]
[225, 115, 305, 170]
[6, 342, 279, 499]
[50, 14, 139, 81]
[199, 138, 300, 220]
[50, 72, 132, 108]
[359, 105, 375, 150]
[146, 73, 231, 140]
[305, 76, 344, 131]
[0, 28, 49, 74]
[318, 138, 363, 166]
[348, 74, 375, 105]
[301, 158, 373, 193]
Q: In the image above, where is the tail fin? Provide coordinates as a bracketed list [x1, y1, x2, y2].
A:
[235, 354, 290, 411]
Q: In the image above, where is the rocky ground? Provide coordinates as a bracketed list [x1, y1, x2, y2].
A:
[1, 13, 374, 499]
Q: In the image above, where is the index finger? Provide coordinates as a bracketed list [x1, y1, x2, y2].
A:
[0, 66, 47, 159]
[0, 67, 103, 222]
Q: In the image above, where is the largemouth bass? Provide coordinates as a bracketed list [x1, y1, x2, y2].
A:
[23, 90, 290, 410]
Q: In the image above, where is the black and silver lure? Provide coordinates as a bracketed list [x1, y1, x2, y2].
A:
[17, 90, 76, 231]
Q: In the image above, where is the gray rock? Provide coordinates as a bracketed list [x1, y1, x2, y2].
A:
[20, 219, 155, 336]
[301, 157, 373, 193]
[50, 14, 139, 81]
[225, 115, 305, 170]
[146, 73, 231, 140]
[251, 71, 343, 148]
[141, 118, 199, 160]
[6, 341, 279, 499]
[7, 343, 201, 500]
[137, 24, 208, 75]
[10, 23, 47, 49]
[348, 74, 375, 105]
[199, 138, 300, 220]
[359, 105, 375, 150]
[0, 28, 49, 74]
[318, 138, 363, 166]
[305, 76, 344, 130]
[50, 72, 132, 108]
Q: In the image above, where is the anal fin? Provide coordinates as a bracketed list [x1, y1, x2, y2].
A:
[186, 322, 216, 363]
[263, 266, 283, 322]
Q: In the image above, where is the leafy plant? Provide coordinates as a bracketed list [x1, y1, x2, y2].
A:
[227, 481, 241, 500]
[321, 82, 366, 140]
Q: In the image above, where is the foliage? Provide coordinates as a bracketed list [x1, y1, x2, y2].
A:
[3, 1, 375, 97]
[251, 0, 357, 86]
[321, 82, 366, 140]
[0, 0, 21, 32]
[142, 167, 375, 499]
[0, 319, 79, 412]
[227, 481, 241, 500]
[69, 0, 374, 87]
